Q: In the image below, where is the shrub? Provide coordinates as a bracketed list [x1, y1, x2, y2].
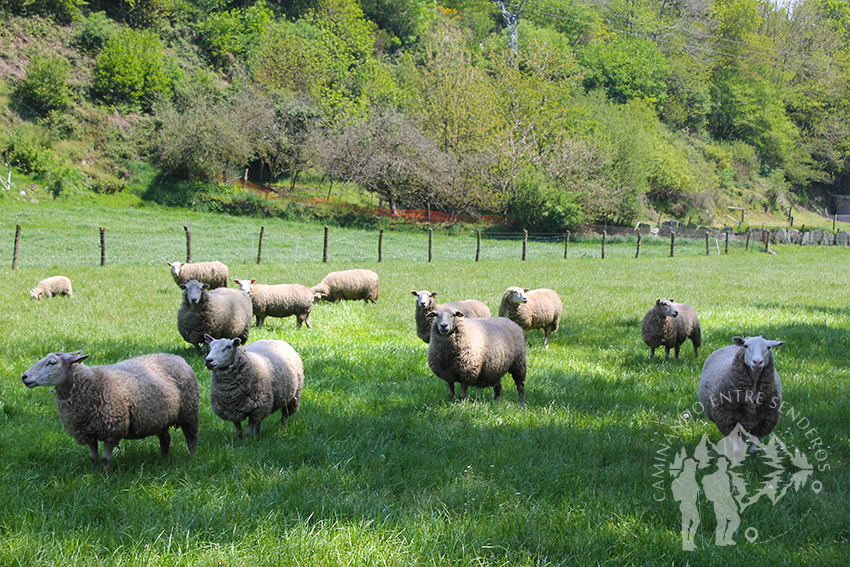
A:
[14, 53, 74, 115]
[72, 11, 119, 56]
[93, 29, 173, 108]
[6, 127, 54, 175]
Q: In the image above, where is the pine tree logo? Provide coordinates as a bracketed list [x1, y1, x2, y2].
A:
[668, 424, 820, 550]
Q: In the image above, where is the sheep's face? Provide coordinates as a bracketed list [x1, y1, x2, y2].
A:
[168, 262, 184, 277]
[29, 288, 43, 299]
[413, 290, 437, 310]
[505, 287, 529, 305]
[733, 336, 784, 376]
[205, 337, 240, 370]
[181, 280, 208, 305]
[654, 299, 678, 318]
[22, 351, 90, 388]
[428, 309, 463, 336]
[234, 279, 255, 294]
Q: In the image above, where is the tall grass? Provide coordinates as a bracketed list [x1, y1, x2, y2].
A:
[0, 196, 848, 565]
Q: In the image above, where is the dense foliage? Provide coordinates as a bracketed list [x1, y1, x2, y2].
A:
[2, 0, 849, 230]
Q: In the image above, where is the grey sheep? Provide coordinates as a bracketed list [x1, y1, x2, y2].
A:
[234, 278, 314, 329]
[698, 336, 784, 462]
[21, 351, 199, 472]
[411, 289, 491, 343]
[30, 276, 73, 299]
[167, 261, 229, 289]
[177, 279, 252, 353]
[311, 269, 379, 303]
[498, 286, 563, 349]
[426, 308, 527, 404]
[641, 299, 701, 360]
[205, 335, 304, 439]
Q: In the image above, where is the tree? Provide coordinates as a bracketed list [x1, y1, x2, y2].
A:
[15, 53, 73, 115]
[93, 28, 173, 107]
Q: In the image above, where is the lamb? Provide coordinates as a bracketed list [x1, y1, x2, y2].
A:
[311, 269, 379, 303]
[641, 299, 702, 360]
[29, 276, 73, 299]
[205, 335, 304, 440]
[167, 261, 229, 289]
[177, 279, 252, 353]
[426, 308, 527, 404]
[21, 350, 199, 472]
[411, 290, 491, 343]
[234, 278, 313, 329]
[698, 336, 785, 462]
[498, 286, 563, 349]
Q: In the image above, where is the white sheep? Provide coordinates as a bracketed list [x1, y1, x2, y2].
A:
[29, 276, 73, 299]
[311, 269, 379, 303]
[698, 336, 785, 462]
[498, 286, 563, 349]
[167, 261, 229, 289]
[426, 308, 527, 404]
[21, 351, 199, 472]
[177, 279, 252, 353]
[641, 299, 702, 360]
[411, 289, 491, 343]
[234, 278, 313, 329]
[205, 335, 304, 439]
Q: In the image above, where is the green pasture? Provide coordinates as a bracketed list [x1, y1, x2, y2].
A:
[0, 197, 848, 565]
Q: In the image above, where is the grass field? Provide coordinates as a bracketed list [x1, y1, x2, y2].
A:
[1, 195, 849, 566]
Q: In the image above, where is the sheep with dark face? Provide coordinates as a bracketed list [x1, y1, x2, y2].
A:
[426, 308, 527, 404]
[177, 279, 252, 353]
[21, 351, 199, 472]
[498, 286, 563, 349]
[641, 299, 701, 360]
[411, 290, 491, 343]
[698, 336, 784, 462]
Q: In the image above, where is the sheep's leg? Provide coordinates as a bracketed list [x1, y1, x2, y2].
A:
[674, 344, 681, 359]
[543, 329, 551, 350]
[513, 376, 526, 406]
[459, 383, 468, 401]
[101, 442, 117, 473]
[664, 346, 672, 360]
[88, 442, 100, 470]
[248, 417, 261, 438]
[158, 430, 171, 457]
[446, 381, 456, 400]
[748, 436, 760, 458]
[304, 315, 312, 329]
[493, 382, 503, 402]
[649, 347, 656, 359]
[233, 421, 244, 440]
[256, 315, 265, 328]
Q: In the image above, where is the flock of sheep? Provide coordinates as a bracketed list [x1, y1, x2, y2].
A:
[24, 262, 784, 471]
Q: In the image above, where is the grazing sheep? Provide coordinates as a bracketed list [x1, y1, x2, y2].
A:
[30, 276, 73, 299]
[698, 336, 784, 462]
[311, 269, 379, 303]
[641, 299, 702, 360]
[411, 290, 491, 343]
[205, 335, 304, 439]
[167, 261, 229, 289]
[426, 308, 527, 404]
[177, 279, 252, 353]
[21, 351, 199, 472]
[498, 286, 563, 349]
[234, 278, 313, 329]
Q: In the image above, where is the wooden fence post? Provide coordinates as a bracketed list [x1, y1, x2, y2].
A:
[601, 231, 607, 259]
[764, 230, 770, 253]
[323, 226, 329, 263]
[183, 225, 192, 263]
[745, 229, 751, 251]
[476, 230, 481, 262]
[725, 231, 729, 254]
[670, 231, 675, 257]
[378, 229, 384, 262]
[428, 228, 433, 262]
[704, 231, 709, 256]
[256, 225, 265, 264]
[12, 224, 21, 270]
[100, 227, 106, 266]
[564, 231, 569, 259]
[635, 231, 642, 258]
[522, 230, 528, 261]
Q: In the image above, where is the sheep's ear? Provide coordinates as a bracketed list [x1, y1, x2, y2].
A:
[232, 338, 242, 347]
[64, 351, 90, 365]
[204, 334, 214, 344]
[251, 279, 256, 284]
[430, 292, 438, 298]
[732, 337, 745, 346]
[524, 288, 530, 292]
[410, 290, 418, 296]
[768, 340, 785, 348]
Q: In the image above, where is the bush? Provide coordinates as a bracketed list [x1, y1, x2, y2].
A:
[93, 29, 173, 108]
[6, 127, 54, 175]
[72, 11, 119, 56]
[14, 53, 73, 115]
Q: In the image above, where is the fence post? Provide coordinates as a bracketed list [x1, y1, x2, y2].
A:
[564, 231, 569, 259]
[378, 229, 384, 262]
[764, 230, 770, 253]
[635, 231, 642, 258]
[704, 231, 709, 256]
[601, 231, 607, 259]
[725, 231, 729, 254]
[100, 227, 106, 266]
[323, 226, 329, 263]
[476, 230, 481, 262]
[257, 225, 265, 264]
[183, 225, 192, 263]
[428, 228, 433, 262]
[745, 229, 751, 251]
[12, 224, 21, 270]
[522, 230, 528, 261]
[670, 231, 675, 258]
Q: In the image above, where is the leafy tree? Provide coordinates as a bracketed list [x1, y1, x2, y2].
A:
[360, 0, 438, 49]
[250, 21, 322, 95]
[579, 35, 671, 106]
[93, 28, 173, 107]
[72, 11, 120, 55]
[14, 53, 74, 115]
[194, 1, 274, 69]
[0, 0, 84, 23]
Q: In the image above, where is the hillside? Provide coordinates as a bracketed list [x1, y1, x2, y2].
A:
[1, 1, 849, 231]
